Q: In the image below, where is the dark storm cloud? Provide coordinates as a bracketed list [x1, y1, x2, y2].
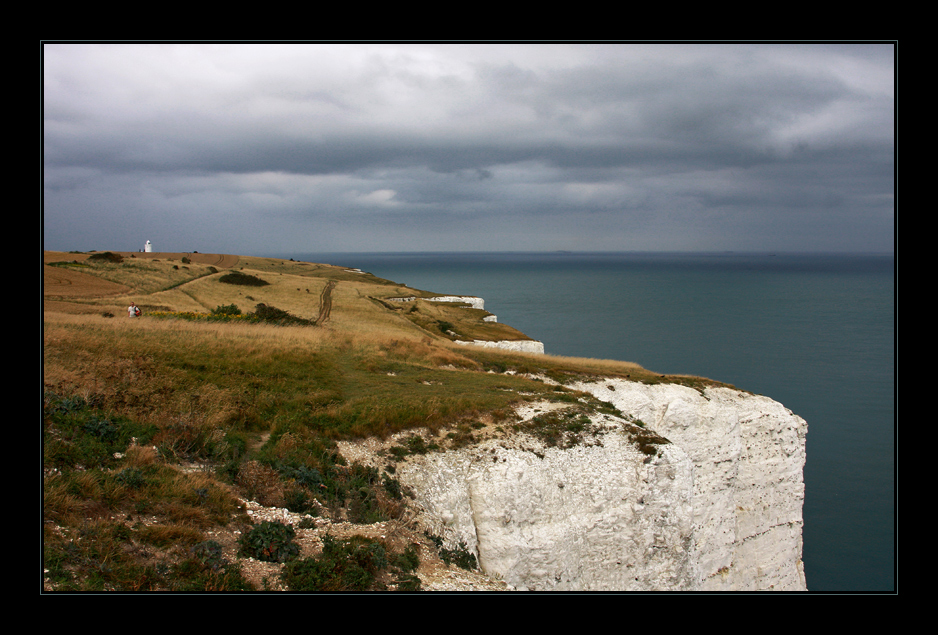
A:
[43, 43, 895, 254]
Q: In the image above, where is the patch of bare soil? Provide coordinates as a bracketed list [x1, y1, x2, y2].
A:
[43, 265, 130, 298]
[316, 280, 336, 325]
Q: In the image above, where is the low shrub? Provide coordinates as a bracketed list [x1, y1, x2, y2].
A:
[284, 488, 318, 515]
[281, 534, 389, 591]
[238, 521, 299, 563]
[426, 532, 477, 571]
[437, 320, 454, 334]
[388, 434, 438, 460]
[170, 540, 254, 591]
[391, 544, 420, 572]
[211, 304, 242, 317]
[440, 541, 477, 571]
[219, 272, 269, 286]
[252, 303, 312, 326]
[87, 251, 123, 263]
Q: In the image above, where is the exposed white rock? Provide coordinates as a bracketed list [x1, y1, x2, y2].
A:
[426, 295, 485, 310]
[395, 380, 807, 591]
[570, 379, 807, 591]
[385, 295, 495, 320]
[454, 339, 545, 354]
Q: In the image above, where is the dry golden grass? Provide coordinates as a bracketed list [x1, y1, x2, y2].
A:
[236, 461, 286, 508]
[47, 255, 738, 448]
[44, 263, 131, 297]
[43, 249, 739, 592]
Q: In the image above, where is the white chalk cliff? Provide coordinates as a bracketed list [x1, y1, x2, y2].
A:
[386, 294, 543, 352]
[396, 378, 807, 591]
[454, 339, 545, 354]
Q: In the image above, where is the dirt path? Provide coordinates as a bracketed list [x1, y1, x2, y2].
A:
[200, 253, 239, 268]
[43, 265, 130, 297]
[317, 280, 336, 325]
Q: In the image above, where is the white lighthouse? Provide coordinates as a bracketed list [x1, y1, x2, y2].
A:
[144, 240, 152, 253]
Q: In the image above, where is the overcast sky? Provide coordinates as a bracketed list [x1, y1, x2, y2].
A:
[42, 43, 895, 255]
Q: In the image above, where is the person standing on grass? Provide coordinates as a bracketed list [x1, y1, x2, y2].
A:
[128, 302, 140, 318]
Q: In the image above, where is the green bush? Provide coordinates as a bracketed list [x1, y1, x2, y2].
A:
[426, 532, 477, 571]
[172, 540, 254, 591]
[219, 272, 269, 286]
[284, 488, 318, 515]
[391, 544, 420, 572]
[190, 540, 228, 572]
[211, 304, 242, 317]
[440, 541, 477, 571]
[252, 304, 313, 326]
[115, 467, 146, 489]
[87, 251, 123, 263]
[238, 521, 299, 563]
[281, 534, 388, 591]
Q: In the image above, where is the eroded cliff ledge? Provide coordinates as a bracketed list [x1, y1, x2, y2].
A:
[384, 379, 806, 591]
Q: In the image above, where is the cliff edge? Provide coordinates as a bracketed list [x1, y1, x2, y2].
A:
[44, 252, 806, 591]
[392, 379, 806, 591]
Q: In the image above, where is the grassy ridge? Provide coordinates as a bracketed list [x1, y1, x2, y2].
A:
[43, 251, 730, 591]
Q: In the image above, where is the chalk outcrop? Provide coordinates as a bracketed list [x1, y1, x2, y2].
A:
[386, 294, 541, 352]
[395, 380, 806, 591]
[454, 339, 545, 354]
[425, 295, 486, 311]
[386, 295, 486, 310]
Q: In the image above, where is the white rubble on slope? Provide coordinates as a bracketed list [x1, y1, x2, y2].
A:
[395, 380, 807, 591]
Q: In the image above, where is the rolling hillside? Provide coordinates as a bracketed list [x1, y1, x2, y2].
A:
[42, 250, 722, 591]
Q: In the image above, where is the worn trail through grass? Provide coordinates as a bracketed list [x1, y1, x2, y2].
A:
[317, 280, 336, 325]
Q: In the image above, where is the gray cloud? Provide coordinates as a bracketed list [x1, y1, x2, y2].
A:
[43, 43, 895, 254]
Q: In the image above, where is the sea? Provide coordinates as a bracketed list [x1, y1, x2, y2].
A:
[278, 251, 895, 592]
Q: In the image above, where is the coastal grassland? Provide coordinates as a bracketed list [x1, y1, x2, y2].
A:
[152, 268, 329, 320]
[45, 251, 220, 298]
[43, 307, 559, 589]
[384, 297, 533, 342]
[43, 251, 733, 590]
[43, 250, 731, 447]
[42, 311, 556, 441]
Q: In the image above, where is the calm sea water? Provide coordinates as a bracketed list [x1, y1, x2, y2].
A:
[280, 251, 895, 592]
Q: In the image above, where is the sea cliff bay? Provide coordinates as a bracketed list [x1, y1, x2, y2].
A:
[43, 250, 807, 591]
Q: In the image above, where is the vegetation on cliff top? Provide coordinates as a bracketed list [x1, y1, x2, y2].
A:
[43, 250, 730, 590]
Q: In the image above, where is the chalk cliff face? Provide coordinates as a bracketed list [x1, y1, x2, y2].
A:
[385, 294, 543, 352]
[396, 379, 807, 591]
[454, 339, 545, 354]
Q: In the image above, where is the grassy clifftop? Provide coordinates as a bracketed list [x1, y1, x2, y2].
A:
[42, 250, 727, 591]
